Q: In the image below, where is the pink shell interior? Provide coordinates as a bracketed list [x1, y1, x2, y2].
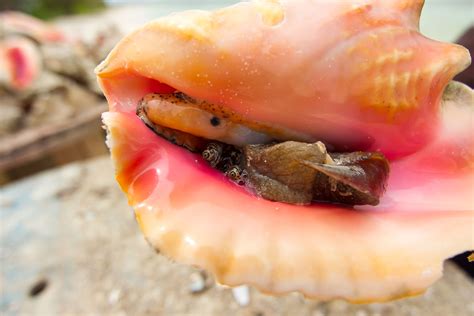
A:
[100, 73, 474, 302]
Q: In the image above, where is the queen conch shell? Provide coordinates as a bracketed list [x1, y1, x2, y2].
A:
[0, 37, 42, 90]
[96, 0, 473, 302]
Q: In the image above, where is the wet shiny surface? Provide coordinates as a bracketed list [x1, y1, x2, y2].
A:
[102, 110, 473, 302]
[97, 0, 474, 303]
[98, 0, 470, 158]
[1, 157, 472, 314]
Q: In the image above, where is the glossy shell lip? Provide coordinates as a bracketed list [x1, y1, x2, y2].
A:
[99, 76, 474, 302]
[96, 0, 474, 303]
[102, 107, 473, 303]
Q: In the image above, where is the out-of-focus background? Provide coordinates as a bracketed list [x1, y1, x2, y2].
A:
[0, 1, 473, 315]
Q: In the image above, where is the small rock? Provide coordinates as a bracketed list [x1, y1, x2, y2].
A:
[232, 285, 250, 307]
[108, 289, 121, 305]
[188, 271, 208, 294]
[28, 278, 49, 297]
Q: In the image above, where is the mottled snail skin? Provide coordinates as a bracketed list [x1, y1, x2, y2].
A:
[140, 93, 274, 146]
[97, 0, 474, 303]
[136, 103, 208, 152]
[243, 142, 390, 206]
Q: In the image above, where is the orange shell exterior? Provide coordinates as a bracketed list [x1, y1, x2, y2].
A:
[98, 0, 470, 158]
[97, 0, 474, 302]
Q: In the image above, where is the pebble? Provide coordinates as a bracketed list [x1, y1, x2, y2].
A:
[232, 285, 250, 307]
[188, 271, 208, 294]
[108, 289, 121, 305]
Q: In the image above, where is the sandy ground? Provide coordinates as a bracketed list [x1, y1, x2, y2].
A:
[1, 156, 473, 315]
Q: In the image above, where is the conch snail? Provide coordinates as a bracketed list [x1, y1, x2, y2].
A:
[96, 0, 473, 302]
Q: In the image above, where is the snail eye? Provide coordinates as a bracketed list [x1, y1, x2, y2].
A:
[225, 166, 242, 181]
[202, 150, 211, 160]
[210, 116, 220, 126]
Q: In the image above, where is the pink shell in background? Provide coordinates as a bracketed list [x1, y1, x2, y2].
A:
[0, 37, 42, 90]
